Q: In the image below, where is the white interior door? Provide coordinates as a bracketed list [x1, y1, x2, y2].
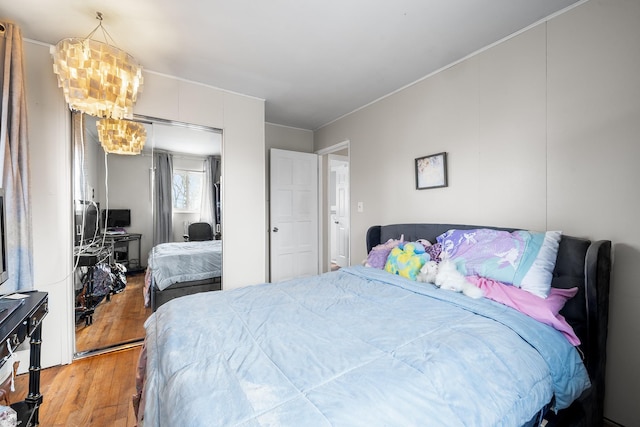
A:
[331, 157, 349, 268]
[270, 149, 319, 282]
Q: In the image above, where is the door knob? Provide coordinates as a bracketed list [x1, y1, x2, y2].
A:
[272, 227, 279, 232]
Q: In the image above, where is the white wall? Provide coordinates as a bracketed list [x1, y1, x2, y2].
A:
[24, 43, 266, 370]
[97, 153, 154, 266]
[265, 123, 314, 153]
[546, 3, 640, 425]
[24, 40, 74, 369]
[314, 1, 640, 425]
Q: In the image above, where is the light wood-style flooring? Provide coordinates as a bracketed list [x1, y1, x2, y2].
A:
[11, 346, 142, 426]
[8, 272, 152, 426]
[76, 272, 151, 353]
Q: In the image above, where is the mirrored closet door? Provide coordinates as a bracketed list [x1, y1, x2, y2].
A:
[71, 112, 222, 356]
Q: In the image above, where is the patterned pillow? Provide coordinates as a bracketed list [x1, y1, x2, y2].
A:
[436, 228, 561, 298]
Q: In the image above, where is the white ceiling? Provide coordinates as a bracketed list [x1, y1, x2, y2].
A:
[2, 0, 581, 131]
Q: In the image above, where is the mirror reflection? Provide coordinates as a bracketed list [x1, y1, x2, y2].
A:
[72, 112, 222, 356]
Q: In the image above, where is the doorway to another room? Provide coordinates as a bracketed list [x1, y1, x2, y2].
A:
[318, 141, 350, 273]
[268, 143, 350, 281]
[329, 154, 349, 271]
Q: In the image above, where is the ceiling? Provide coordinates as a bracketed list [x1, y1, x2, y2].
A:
[2, 0, 581, 131]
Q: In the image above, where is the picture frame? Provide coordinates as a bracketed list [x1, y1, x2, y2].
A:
[415, 152, 448, 190]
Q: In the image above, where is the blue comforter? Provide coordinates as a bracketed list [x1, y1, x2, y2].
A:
[143, 266, 590, 426]
[147, 240, 222, 291]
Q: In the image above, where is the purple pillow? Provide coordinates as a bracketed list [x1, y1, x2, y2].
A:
[436, 228, 561, 298]
[468, 276, 579, 345]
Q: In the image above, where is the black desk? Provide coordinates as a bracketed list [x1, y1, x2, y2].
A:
[0, 291, 48, 426]
[103, 233, 143, 273]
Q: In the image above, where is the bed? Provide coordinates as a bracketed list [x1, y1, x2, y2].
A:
[135, 223, 611, 427]
[144, 240, 222, 311]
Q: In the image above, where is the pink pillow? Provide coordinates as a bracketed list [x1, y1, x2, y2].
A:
[467, 276, 580, 346]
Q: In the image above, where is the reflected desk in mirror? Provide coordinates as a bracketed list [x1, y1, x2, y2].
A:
[103, 232, 143, 274]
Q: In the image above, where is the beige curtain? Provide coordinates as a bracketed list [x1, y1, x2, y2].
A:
[0, 21, 34, 291]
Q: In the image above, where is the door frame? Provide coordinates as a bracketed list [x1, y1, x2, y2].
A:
[315, 140, 350, 273]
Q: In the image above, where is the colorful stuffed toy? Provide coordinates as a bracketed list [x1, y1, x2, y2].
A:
[384, 242, 431, 280]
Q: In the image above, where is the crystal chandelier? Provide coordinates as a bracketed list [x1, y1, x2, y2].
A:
[51, 12, 143, 120]
[97, 118, 147, 155]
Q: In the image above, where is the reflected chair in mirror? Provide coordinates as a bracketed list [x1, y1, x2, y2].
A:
[188, 222, 214, 241]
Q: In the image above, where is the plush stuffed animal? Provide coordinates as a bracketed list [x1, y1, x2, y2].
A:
[417, 260, 438, 283]
[417, 239, 432, 248]
[417, 259, 484, 299]
[384, 242, 429, 280]
[434, 259, 484, 299]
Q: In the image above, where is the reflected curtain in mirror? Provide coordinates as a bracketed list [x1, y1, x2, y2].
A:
[153, 152, 173, 245]
[0, 21, 33, 291]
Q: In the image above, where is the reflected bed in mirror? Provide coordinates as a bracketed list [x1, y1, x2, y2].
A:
[72, 112, 223, 356]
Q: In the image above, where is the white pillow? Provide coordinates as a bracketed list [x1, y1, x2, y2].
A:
[519, 230, 562, 298]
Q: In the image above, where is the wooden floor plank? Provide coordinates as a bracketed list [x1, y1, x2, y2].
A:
[75, 272, 151, 352]
[51, 358, 96, 424]
[10, 272, 150, 426]
[11, 346, 143, 427]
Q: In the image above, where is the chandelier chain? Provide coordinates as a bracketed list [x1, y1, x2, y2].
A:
[83, 11, 119, 47]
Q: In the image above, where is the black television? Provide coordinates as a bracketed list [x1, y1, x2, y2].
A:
[101, 209, 131, 229]
[74, 200, 100, 246]
[0, 189, 8, 285]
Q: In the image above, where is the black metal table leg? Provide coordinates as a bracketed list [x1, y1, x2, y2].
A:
[24, 321, 43, 426]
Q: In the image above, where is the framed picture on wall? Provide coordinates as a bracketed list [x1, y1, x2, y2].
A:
[415, 152, 448, 190]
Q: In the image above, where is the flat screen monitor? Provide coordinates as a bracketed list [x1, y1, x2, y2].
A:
[101, 209, 131, 229]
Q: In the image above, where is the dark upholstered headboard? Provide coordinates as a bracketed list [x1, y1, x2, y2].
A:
[366, 224, 611, 426]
